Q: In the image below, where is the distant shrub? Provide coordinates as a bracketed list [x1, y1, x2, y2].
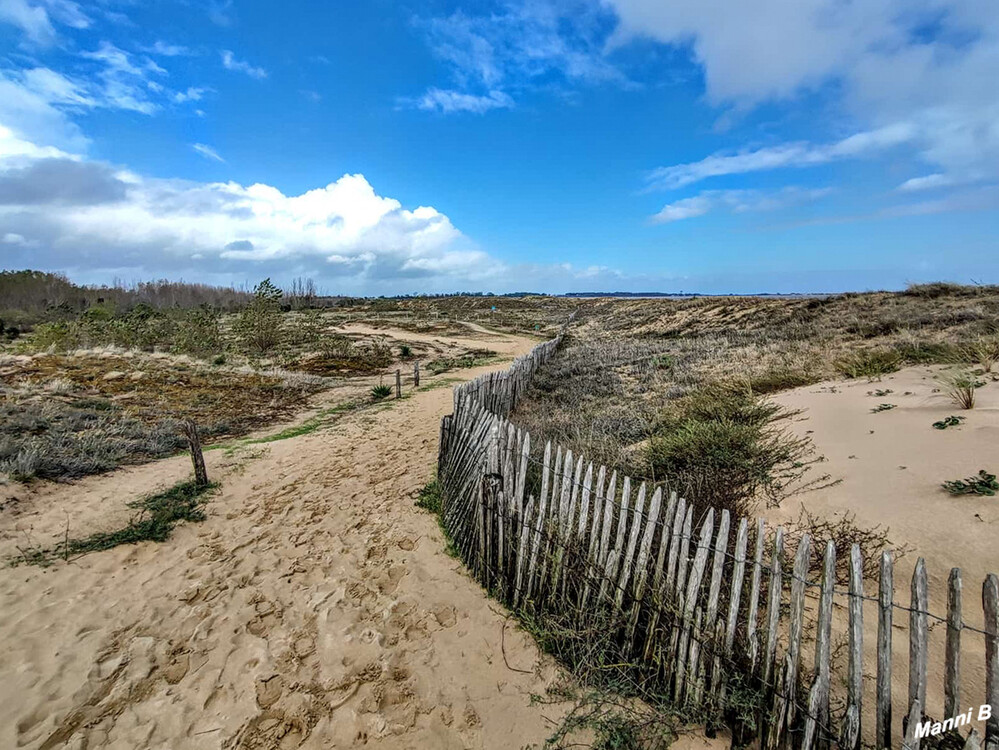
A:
[174, 306, 223, 356]
[904, 282, 980, 299]
[29, 321, 78, 351]
[235, 279, 284, 353]
[400, 344, 412, 358]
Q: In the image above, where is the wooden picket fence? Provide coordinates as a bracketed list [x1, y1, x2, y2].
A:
[437, 333, 999, 750]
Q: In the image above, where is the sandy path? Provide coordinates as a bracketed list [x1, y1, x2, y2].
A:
[0, 328, 568, 749]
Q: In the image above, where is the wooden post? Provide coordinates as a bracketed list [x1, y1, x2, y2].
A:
[877, 550, 894, 750]
[182, 419, 209, 487]
[763, 528, 785, 686]
[783, 533, 811, 734]
[395, 369, 402, 398]
[909, 558, 929, 716]
[945, 568, 962, 720]
[414, 361, 420, 387]
[841, 543, 863, 750]
[747, 518, 766, 673]
[985, 574, 999, 750]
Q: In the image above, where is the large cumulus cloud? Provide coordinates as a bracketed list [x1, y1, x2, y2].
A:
[0, 128, 504, 290]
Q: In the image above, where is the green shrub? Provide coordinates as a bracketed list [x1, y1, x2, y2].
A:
[234, 278, 283, 353]
[747, 368, 817, 394]
[646, 385, 815, 515]
[933, 415, 965, 430]
[370, 384, 392, 400]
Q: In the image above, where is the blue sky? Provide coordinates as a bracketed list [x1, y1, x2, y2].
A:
[0, 0, 996, 294]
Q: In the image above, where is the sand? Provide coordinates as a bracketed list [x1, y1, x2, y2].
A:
[0, 327, 570, 749]
[769, 366, 999, 734]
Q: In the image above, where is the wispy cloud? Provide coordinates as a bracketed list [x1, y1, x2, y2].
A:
[0, 0, 89, 46]
[646, 124, 915, 191]
[410, 1, 624, 114]
[192, 143, 225, 162]
[81, 42, 166, 115]
[651, 186, 833, 224]
[220, 50, 267, 79]
[144, 41, 193, 57]
[173, 87, 207, 104]
[896, 174, 956, 192]
[409, 88, 513, 115]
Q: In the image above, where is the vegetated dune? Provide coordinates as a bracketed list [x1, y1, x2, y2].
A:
[768, 365, 999, 738]
[0, 327, 572, 750]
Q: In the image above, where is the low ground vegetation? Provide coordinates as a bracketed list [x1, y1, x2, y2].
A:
[13, 478, 217, 565]
[516, 284, 999, 520]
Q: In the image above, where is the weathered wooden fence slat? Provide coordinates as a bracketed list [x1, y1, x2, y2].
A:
[438, 327, 998, 750]
[877, 550, 894, 750]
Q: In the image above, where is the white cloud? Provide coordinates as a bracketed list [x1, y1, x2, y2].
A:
[411, 2, 624, 113]
[651, 186, 833, 223]
[0, 133, 501, 288]
[897, 174, 956, 192]
[192, 143, 225, 163]
[651, 195, 711, 224]
[0, 0, 86, 46]
[0, 123, 76, 161]
[647, 124, 915, 190]
[220, 50, 267, 79]
[174, 87, 207, 103]
[81, 42, 164, 115]
[413, 88, 514, 115]
[606, 0, 999, 181]
[144, 41, 192, 57]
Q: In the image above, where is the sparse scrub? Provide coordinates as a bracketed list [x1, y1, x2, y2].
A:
[942, 470, 998, 497]
[834, 349, 902, 379]
[14, 479, 217, 565]
[937, 370, 983, 409]
[426, 349, 497, 374]
[871, 403, 896, 413]
[961, 336, 999, 372]
[786, 508, 908, 583]
[933, 415, 965, 429]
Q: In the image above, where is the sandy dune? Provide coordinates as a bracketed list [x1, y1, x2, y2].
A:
[770, 366, 999, 735]
[0, 328, 568, 749]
